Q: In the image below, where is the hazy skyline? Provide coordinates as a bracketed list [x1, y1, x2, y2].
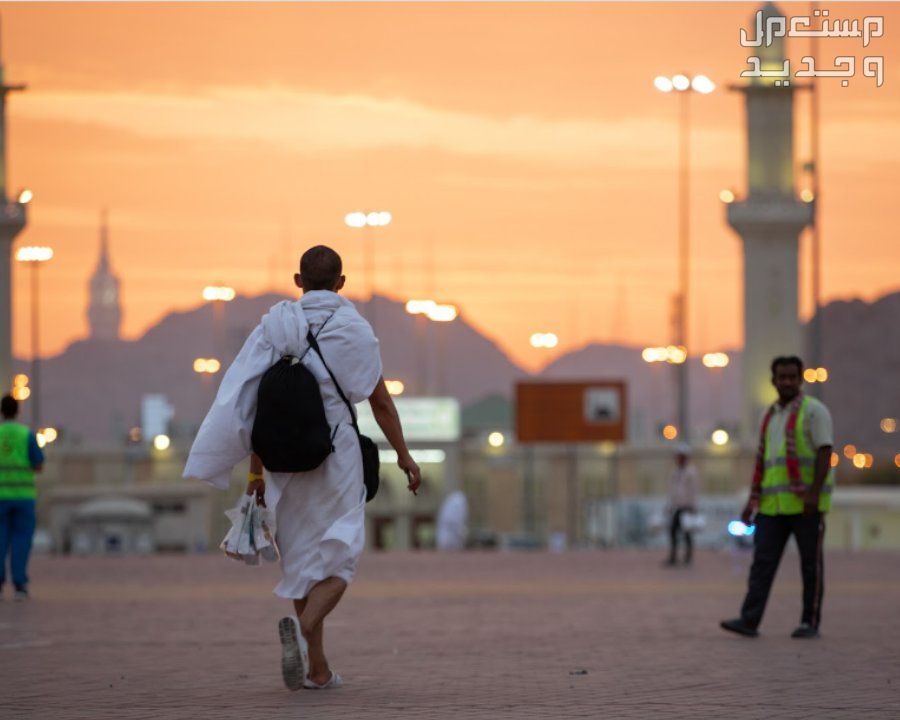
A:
[5, 2, 899, 371]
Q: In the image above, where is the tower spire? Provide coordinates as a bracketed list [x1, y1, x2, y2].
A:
[87, 208, 122, 341]
[99, 207, 110, 272]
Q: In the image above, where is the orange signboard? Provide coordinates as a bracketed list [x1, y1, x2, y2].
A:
[515, 381, 627, 443]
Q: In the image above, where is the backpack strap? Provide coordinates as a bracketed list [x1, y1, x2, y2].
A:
[306, 330, 360, 432]
[297, 312, 336, 362]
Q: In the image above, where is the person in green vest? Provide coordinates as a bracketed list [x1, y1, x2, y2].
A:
[0, 394, 45, 600]
[720, 356, 834, 639]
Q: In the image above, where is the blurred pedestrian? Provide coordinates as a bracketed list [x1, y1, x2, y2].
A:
[436, 490, 468, 551]
[721, 355, 834, 639]
[0, 394, 44, 600]
[185, 245, 421, 690]
[664, 443, 698, 566]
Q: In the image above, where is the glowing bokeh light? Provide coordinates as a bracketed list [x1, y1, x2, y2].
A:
[488, 431, 505, 448]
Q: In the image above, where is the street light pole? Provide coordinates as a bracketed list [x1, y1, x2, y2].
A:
[15, 246, 53, 428]
[30, 258, 39, 427]
[677, 87, 690, 439]
[345, 210, 391, 335]
[654, 72, 715, 440]
[364, 224, 375, 330]
[202, 285, 235, 361]
[809, 2, 823, 396]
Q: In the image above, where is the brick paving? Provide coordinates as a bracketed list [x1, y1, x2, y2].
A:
[1, 549, 898, 719]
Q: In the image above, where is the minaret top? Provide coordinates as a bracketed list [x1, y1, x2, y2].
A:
[97, 208, 111, 273]
[752, 2, 788, 87]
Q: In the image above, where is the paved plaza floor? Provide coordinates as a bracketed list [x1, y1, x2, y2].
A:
[1, 548, 898, 719]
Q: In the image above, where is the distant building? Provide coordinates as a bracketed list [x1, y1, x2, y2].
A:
[87, 210, 122, 340]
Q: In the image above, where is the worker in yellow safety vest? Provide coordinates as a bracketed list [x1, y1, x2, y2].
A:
[0, 394, 45, 600]
[720, 356, 834, 639]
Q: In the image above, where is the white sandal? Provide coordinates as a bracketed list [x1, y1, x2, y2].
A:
[303, 671, 343, 689]
[277, 616, 308, 691]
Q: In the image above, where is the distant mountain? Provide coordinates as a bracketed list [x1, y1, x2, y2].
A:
[808, 291, 900, 455]
[23, 293, 527, 446]
[17, 289, 899, 456]
[538, 290, 900, 453]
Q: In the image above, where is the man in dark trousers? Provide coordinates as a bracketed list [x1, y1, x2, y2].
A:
[664, 443, 698, 566]
[0, 394, 44, 600]
[721, 356, 833, 639]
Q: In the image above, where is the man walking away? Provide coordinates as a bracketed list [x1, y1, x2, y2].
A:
[664, 443, 698, 566]
[721, 356, 833, 639]
[184, 245, 421, 691]
[0, 394, 44, 600]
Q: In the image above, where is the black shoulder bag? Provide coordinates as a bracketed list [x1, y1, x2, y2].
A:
[306, 330, 380, 503]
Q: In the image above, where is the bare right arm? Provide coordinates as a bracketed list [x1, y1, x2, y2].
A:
[368, 376, 421, 494]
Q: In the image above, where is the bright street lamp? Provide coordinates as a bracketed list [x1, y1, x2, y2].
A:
[702, 352, 730, 368]
[193, 358, 221, 374]
[803, 367, 828, 384]
[344, 211, 391, 229]
[385, 379, 405, 396]
[15, 245, 53, 426]
[488, 431, 505, 448]
[654, 71, 716, 440]
[11, 374, 30, 401]
[405, 299, 437, 315]
[40, 426, 58, 443]
[202, 285, 236, 302]
[530, 332, 559, 349]
[711, 429, 729, 446]
[17, 188, 33, 205]
[427, 303, 458, 323]
[641, 345, 686, 364]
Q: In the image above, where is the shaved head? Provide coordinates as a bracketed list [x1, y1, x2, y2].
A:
[299, 245, 343, 291]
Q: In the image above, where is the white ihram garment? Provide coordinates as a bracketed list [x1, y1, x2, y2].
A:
[183, 290, 382, 599]
[435, 491, 468, 551]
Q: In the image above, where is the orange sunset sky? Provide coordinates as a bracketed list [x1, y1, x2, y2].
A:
[3, 2, 899, 371]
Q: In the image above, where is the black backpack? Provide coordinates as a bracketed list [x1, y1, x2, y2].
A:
[249, 318, 380, 502]
[251, 324, 337, 473]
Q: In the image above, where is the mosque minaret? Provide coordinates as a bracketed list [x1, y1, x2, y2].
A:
[727, 1, 813, 440]
[87, 210, 122, 341]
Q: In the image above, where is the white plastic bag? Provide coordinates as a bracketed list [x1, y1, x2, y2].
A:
[681, 512, 707, 532]
[220, 493, 280, 565]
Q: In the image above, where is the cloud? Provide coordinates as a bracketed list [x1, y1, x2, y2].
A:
[14, 85, 742, 170]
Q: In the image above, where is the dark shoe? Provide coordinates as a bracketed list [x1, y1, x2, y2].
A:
[719, 618, 759, 637]
[13, 588, 28, 602]
[662, 558, 677, 567]
[791, 623, 819, 639]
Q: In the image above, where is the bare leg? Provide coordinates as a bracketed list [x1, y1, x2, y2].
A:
[295, 577, 347, 685]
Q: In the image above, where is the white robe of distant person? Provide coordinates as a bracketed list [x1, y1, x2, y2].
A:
[183, 290, 382, 598]
[436, 490, 468, 551]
